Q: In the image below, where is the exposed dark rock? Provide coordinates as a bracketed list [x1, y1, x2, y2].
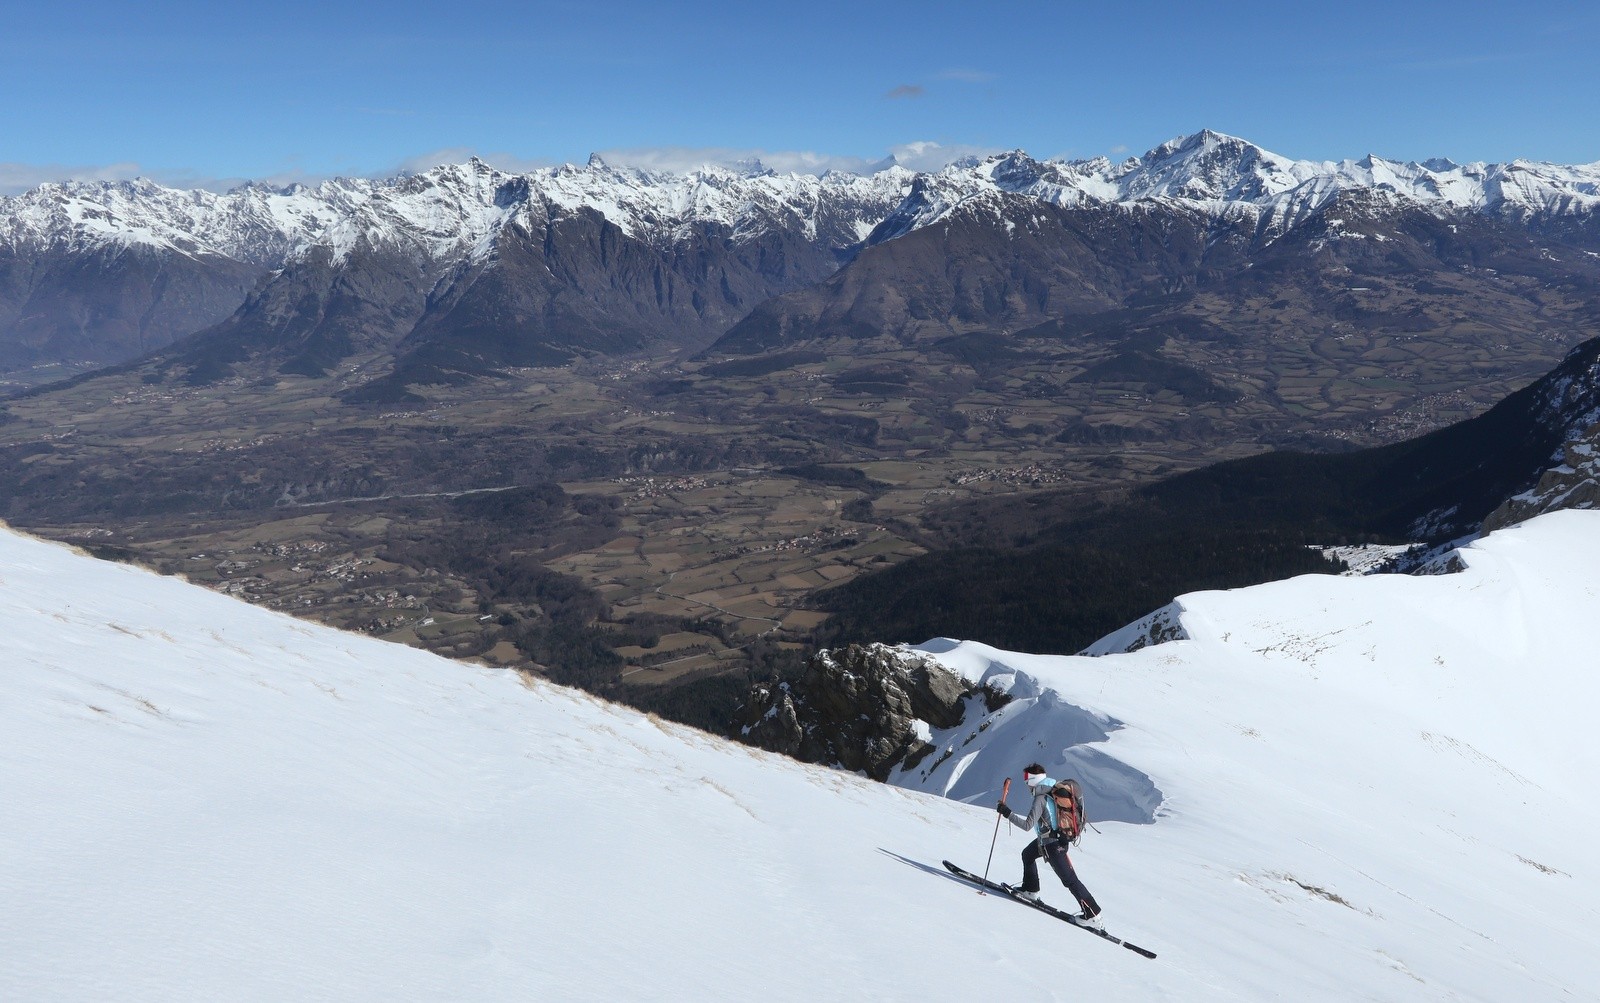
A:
[1481, 420, 1600, 533]
[734, 642, 1007, 780]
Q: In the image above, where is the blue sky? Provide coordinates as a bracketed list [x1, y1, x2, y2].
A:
[3, 0, 1597, 192]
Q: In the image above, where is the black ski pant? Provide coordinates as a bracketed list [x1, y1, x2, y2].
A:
[1021, 838, 1100, 916]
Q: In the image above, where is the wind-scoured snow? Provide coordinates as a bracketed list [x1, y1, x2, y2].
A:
[4, 511, 1600, 999]
[5, 131, 1598, 272]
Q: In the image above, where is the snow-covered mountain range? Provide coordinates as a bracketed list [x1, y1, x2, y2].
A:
[4, 503, 1597, 1000]
[0, 158, 915, 377]
[871, 131, 1600, 242]
[0, 156, 913, 267]
[6, 130, 1599, 380]
[7, 131, 1598, 264]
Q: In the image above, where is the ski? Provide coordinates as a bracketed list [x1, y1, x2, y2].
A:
[942, 860, 1158, 959]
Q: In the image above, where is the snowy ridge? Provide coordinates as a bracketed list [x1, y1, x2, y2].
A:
[314, 160, 518, 267]
[6, 509, 1600, 999]
[0, 175, 362, 264]
[0, 157, 914, 269]
[5, 132, 1598, 270]
[525, 155, 915, 247]
[874, 130, 1600, 242]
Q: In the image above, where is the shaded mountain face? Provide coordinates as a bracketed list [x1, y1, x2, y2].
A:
[0, 175, 360, 382]
[708, 198, 1245, 354]
[706, 183, 1600, 361]
[158, 206, 865, 394]
[0, 241, 263, 378]
[390, 215, 837, 372]
[1123, 333, 1600, 542]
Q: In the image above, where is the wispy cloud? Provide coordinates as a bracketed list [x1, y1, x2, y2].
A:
[596, 145, 902, 175]
[390, 148, 557, 176]
[0, 157, 399, 196]
[880, 69, 992, 103]
[1400, 51, 1529, 71]
[0, 140, 1007, 197]
[937, 68, 996, 83]
[592, 145, 859, 174]
[593, 142, 1004, 175]
[391, 147, 479, 175]
[885, 140, 1002, 172]
[0, 161, 144, 196]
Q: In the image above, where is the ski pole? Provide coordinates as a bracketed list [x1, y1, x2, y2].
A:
[979, 777, 1011, 894]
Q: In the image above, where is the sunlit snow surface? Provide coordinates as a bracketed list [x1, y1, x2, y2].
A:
[4, 512, 1599, 1000]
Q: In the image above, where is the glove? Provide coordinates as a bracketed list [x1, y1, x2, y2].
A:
[996, 802, 1012, 819]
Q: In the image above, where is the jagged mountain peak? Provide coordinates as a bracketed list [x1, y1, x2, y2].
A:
[967, 149, 1054, 189]
[1120, 130, 1308, 203]
[1148, 128, 1262, 158]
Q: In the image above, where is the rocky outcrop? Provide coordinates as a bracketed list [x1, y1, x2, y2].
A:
[1080, 602, 1189, 655]
[1470, 341, 1600, 534]
[1482, 423, 1600, 533]
[734, 643, 1006, 780]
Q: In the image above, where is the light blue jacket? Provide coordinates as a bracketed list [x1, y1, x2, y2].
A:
[1006, 775, 1058, 839]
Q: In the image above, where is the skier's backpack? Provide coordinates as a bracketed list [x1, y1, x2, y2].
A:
[1050, 779, 1086, 844]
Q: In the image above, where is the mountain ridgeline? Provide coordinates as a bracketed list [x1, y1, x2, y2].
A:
[5, 131, 1600, 394]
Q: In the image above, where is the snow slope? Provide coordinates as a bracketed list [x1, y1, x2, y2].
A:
[5, 512, 1600, 1000]
[902, 510, 1600, 999]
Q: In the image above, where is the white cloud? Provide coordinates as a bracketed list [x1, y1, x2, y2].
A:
[885, 141, 1004, 172]
[0, 160, 346, 196]
[391, 147, 479, 175]
[594, 142, 1006, 176]
[0, 161, 145, 196]
[0, 140, 1009, 198]
[391, 148, 557, 176]
[589, 145, 866, 175]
